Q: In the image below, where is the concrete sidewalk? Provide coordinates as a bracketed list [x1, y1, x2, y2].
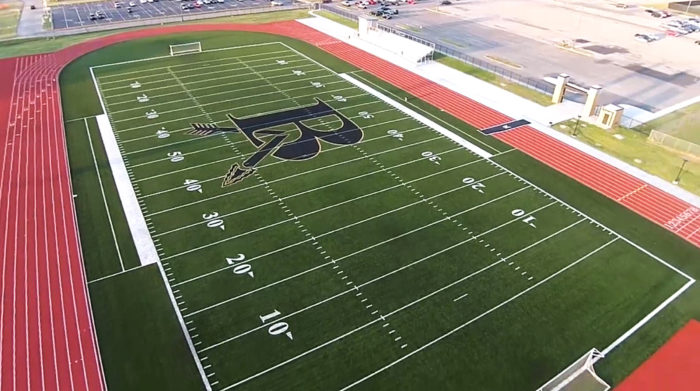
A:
[16, 0, 46, 37]
[299, 14, 700, 208]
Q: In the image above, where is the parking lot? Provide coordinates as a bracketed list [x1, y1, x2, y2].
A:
[50, 0, 287, 30]
[327, 0, 700, 112]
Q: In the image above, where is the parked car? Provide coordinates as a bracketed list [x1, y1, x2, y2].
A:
[217, 0, 224, 3]
[270, 0, 283, 5]
[114, 2, 122, 8]
[341, 0, 356, 6]
[30, 4, 36, 9]
[381, 11, 392, 19]
[128, 1, 136, 6]
[88, 13, 97, 20]
[440, 0, 451, 5]
[634, 33, 655, 43]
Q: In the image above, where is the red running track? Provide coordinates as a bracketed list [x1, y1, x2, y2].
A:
[616, 319, 700, 391]
[1, 19, 698, 391]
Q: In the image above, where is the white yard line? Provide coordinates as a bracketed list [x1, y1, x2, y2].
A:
[172, 184, 528, 288]
[111, 76, 349, 123]
[131, 113, 420, 184]
[106, 67, 335, 106]
[340, 73, 493, 160]
[196, 199, 558, 352]
[113, 86, 360, 134]
[141, 123, 429, 203]
[93, 42, 286, 78]
[155, 161, 499, 238]
[217, 236, 616, 391]
[162, 172, 512, 261]
[119, 97, 381, 146]
[102, 66, 330, 97]
[335, 238, 619, 391]
[109, 78, 345, 116]
[84, 118, 124, 271]
[99, 54, 307, 87]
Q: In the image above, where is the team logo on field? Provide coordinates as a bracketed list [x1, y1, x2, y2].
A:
[189, 99, 363, 186]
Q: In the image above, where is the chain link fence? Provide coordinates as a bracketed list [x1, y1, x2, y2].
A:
[649, 130, 700, 158]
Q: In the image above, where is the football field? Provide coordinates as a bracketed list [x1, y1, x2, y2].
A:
[84, 40, 692, 390]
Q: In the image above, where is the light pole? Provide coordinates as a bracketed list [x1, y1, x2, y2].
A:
[572, 115, 581, 137]
[673, 159, 689, 185]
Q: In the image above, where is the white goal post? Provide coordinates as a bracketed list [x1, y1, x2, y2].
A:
[169, 42, 202, 56]
[537, 349, 610, 391]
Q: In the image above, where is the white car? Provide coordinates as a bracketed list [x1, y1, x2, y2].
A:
[128, 1, 136, 6]
[217, 0, 224, 3]
[341, 0, 356, 6]
[270, 0, 283, 5]
[139, 0, 147, 4]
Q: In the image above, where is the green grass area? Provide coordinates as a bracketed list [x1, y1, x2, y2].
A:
[554, 119, 700, 196]
[315, 10, 359, 29]
[0, 9, 308, 59]
[0, 1, 22, 39]
[642, 101, 700, 145]
[89, 265, 205, 391]
[65, 116, 141, 278]
[434, 53, 554, 107]
[59, 31, 700, 390]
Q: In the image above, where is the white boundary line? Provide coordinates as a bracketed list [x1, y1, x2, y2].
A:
[84, 118, 125, 272]
[94, 114, 157, 266]
[339, 73, 493, 159]
[600, 278, 695, 356]
[89, 67, 212, 391]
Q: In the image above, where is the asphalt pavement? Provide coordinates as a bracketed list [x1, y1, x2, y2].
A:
[325, 1, 700, 112]
[50, 0, 284, 30]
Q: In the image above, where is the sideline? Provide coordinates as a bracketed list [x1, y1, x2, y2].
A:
[94, 113, 158, 266]
[339, 73, 494, 159]
[84, 117, 125, 271]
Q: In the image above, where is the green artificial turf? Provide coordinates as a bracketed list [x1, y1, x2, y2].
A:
[59, 31, 700, 391]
